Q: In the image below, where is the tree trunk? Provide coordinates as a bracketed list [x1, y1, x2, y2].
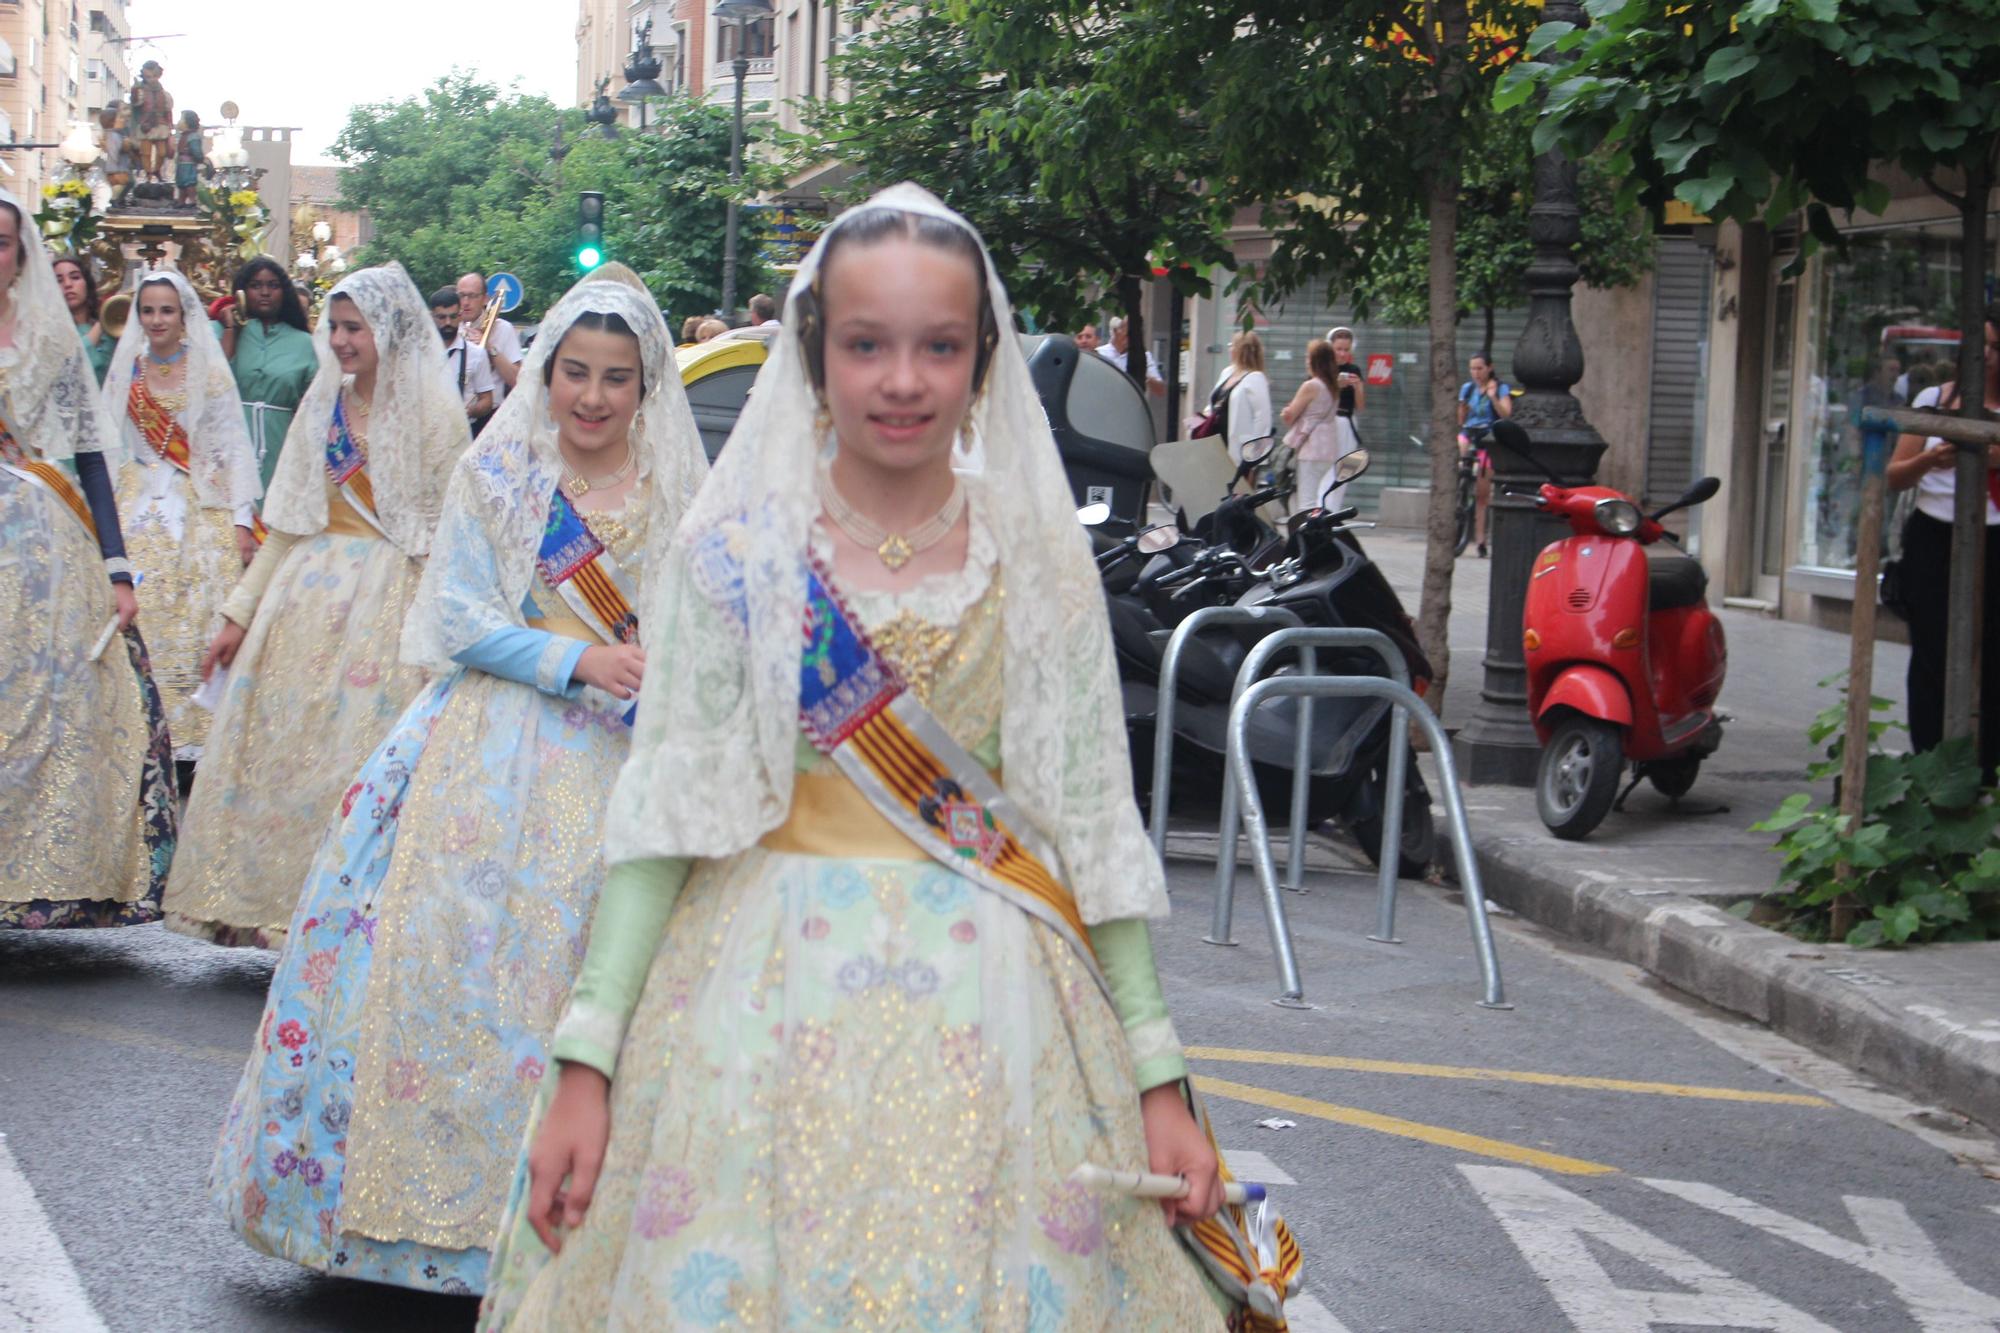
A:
[1416, 0, 1470, 717]
[1482, 302, 1496, 361]
[1942, 138, 1994, 755]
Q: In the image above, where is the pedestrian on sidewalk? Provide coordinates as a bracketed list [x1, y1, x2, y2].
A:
[1101, 314, 1167, 396]
[1887, 299, 2000, 783]
[1204, 328, 1273, 466]
[1458, 351, 1512, 558]
[1282, 337, 1351, 514]
[478, 184, 1272, 1331]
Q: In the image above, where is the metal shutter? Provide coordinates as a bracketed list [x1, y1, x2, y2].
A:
[1645, 236, 1713, 506]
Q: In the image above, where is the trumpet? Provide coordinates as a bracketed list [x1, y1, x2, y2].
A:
[100, 292, 132, 340]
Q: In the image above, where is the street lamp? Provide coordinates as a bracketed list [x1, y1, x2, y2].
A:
[586, 77, 621, 141]
[59, 121, 100, 170]
[712, 0, 773, 319]
[617, 18, 667, 133]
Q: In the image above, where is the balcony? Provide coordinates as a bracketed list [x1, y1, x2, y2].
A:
[712, 56, 775, 79]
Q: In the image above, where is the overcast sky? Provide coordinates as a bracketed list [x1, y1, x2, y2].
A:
[131, 0, 577, 163]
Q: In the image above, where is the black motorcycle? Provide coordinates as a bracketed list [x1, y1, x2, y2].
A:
[1096, 449, 1437, 874]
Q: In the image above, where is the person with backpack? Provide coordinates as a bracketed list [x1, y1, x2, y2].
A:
[1457, 352, 1511, 558]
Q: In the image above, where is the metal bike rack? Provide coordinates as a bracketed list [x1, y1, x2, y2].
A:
[1226, 675, 1510, 1010]
[1209, 628, 1409, 952]
[1149, 605, 1304, 867]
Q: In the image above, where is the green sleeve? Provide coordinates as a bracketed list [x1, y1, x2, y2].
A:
[548, 856, 692, 1079]
[1087, 917, 1188, 1092]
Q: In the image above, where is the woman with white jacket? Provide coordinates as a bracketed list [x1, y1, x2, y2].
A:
[1210, 329, 1272, 465]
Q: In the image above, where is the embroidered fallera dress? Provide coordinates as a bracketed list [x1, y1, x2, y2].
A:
[163, 388, 446, 948]
[113, 352, 258, 752]
[479, 508, 1227, 1330]
[210, 482, 655, 1293]
[0, 367, 177, 929]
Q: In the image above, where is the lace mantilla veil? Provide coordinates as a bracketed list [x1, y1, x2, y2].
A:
[1, 187, 124, 462]
[399, 268, 709, 675]
[100, 267, 259, 510]
[262, 263, 469, 555]
[604, 183, 1169, 925]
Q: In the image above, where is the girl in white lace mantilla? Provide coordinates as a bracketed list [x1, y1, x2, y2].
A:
[209, 268, 708, 1295]
[164, 263, 472, 948]
[101, 268, 260, 771]
[480, 186, 1235, 1331]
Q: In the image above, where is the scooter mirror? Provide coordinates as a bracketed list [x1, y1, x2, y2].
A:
[1136, 525, 1181, 555]
[1649, 475, 1721, 523]
[1239, 434, 1277, 463]
[1075, 501, 1113, 527]
[1333, 448, 1371, 485]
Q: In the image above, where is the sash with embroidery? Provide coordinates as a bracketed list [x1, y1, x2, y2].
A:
[798, 558, 1109, 1001]
[536, 484, 641, 647]
[796, 556, 1304, 1329]
[129, 366, 267, 541]
[326, 396, 388, 539]
[1, 422, 97, 543]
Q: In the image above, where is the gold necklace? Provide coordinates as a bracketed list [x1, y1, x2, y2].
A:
[561, 443, 637, 498]
[817, 464, 966, 571]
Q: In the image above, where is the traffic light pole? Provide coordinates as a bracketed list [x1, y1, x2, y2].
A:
[720, 53, 749, 320]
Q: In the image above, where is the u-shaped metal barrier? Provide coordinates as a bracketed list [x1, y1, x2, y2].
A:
[1210, 627, 1409, 952]
[1226, 674, 1509, 1010]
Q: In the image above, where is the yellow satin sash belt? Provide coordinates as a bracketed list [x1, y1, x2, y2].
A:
[323, 489, 379, 539]
[760, 770, 930, 860]
[526, 608, 601, 645]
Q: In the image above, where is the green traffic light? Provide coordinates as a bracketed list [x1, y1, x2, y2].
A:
[578, 245, 603, 269]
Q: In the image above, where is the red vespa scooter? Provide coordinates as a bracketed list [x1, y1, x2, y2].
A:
[1489, 422, 1728, 840]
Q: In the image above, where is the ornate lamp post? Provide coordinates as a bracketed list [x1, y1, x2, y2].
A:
[713, 0, 773, 319]
[618, 19, 668, 133]
[1451, 0, 1608, 786]
[587, 77, 621, 141]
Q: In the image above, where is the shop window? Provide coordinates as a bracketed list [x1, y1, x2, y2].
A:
[1797, 217, 1988, 573]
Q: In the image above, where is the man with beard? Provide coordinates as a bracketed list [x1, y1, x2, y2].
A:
[432, 286, 497, 431]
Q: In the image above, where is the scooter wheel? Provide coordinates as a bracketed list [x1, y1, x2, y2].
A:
[1537, 714, 1624, 840]
[1647, 757, 1701, 801]
[1353, 796, 1437, 878]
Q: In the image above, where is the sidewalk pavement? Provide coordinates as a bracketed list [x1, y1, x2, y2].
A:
[1355, 531, 2000, 1133]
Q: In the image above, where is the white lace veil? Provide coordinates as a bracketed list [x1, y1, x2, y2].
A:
[0, 188, 123, 462]
[261, 263, 469, 553]
[604, 183, 1167, 925]
[399, 268, 708, 675]
[100, 267, 259, 509]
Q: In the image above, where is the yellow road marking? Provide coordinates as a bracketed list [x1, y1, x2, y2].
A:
[1195, 1075, 1619, 1176]
[0, 1005, 244, 1069]
[1186, 1046, 1830, 1108]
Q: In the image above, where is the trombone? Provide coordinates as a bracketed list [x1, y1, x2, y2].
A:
[471, 297, 502, 347]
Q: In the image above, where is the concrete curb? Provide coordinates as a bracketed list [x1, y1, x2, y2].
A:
[1469, 831, 2000, 1134]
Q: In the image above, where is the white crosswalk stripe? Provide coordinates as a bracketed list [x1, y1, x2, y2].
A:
[1220, 1146, 1346, 1330]
[1218, 1148, 1298, 1186]
[0, 1130, 109, 1333]
[1285, 1291, 1356, 1333]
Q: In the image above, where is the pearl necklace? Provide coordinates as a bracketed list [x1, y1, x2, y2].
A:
[561, 443, 638, 498]
[817, 464, 965, 571]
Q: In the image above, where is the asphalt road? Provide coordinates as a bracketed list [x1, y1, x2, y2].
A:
[5, 846, 1998, 1332]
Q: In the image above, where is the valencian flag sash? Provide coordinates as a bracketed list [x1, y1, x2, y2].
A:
[129, 366, 267, 542]
[326, 396, 387, 539]
[794, 557, 1305, 1330]
[0, 420, 96, 543]
[536, 483, 641, 725]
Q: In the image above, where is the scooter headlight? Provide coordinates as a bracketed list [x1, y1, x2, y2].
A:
[1594, 498, 1642, 536]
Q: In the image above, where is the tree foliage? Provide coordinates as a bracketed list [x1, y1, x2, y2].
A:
[794, 0, 1236, 387]
[333, 73, 774, 321]
[1347, 106, 1653, 354]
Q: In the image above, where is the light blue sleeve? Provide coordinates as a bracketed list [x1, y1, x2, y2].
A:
[453, 623, 589, 696]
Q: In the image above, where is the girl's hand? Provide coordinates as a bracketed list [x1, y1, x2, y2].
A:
[526, 1062, 613, 1254]
[1139, 1084, 1224, 1226]
[112, 581, 139, 631]
[575, 644, 647, 699]
[202, 620, 246, 679]
[1924, 442, 1960, 473]
[234, 524, 258, 567]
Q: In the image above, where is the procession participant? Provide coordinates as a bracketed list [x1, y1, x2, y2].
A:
[163, 264, 470, 948]
[209, 267, 708, 1294]
[431, 284, 497, 430]
[215, 256, 318, 492]
[459, 270, 523, 400]
[480, 186, 1295, 1330]
[0, 189, 177, 930]
[102, 269, 261, 789]
[53, 254, 114, 384]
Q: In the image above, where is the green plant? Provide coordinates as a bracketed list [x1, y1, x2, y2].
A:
[1753, 678, 2000, 947]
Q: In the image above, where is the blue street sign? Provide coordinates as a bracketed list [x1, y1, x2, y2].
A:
[487, 272, 524, 313]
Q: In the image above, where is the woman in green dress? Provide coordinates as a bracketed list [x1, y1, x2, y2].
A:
[214, 256, 318, 493]
[53, 255, 113, 384]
